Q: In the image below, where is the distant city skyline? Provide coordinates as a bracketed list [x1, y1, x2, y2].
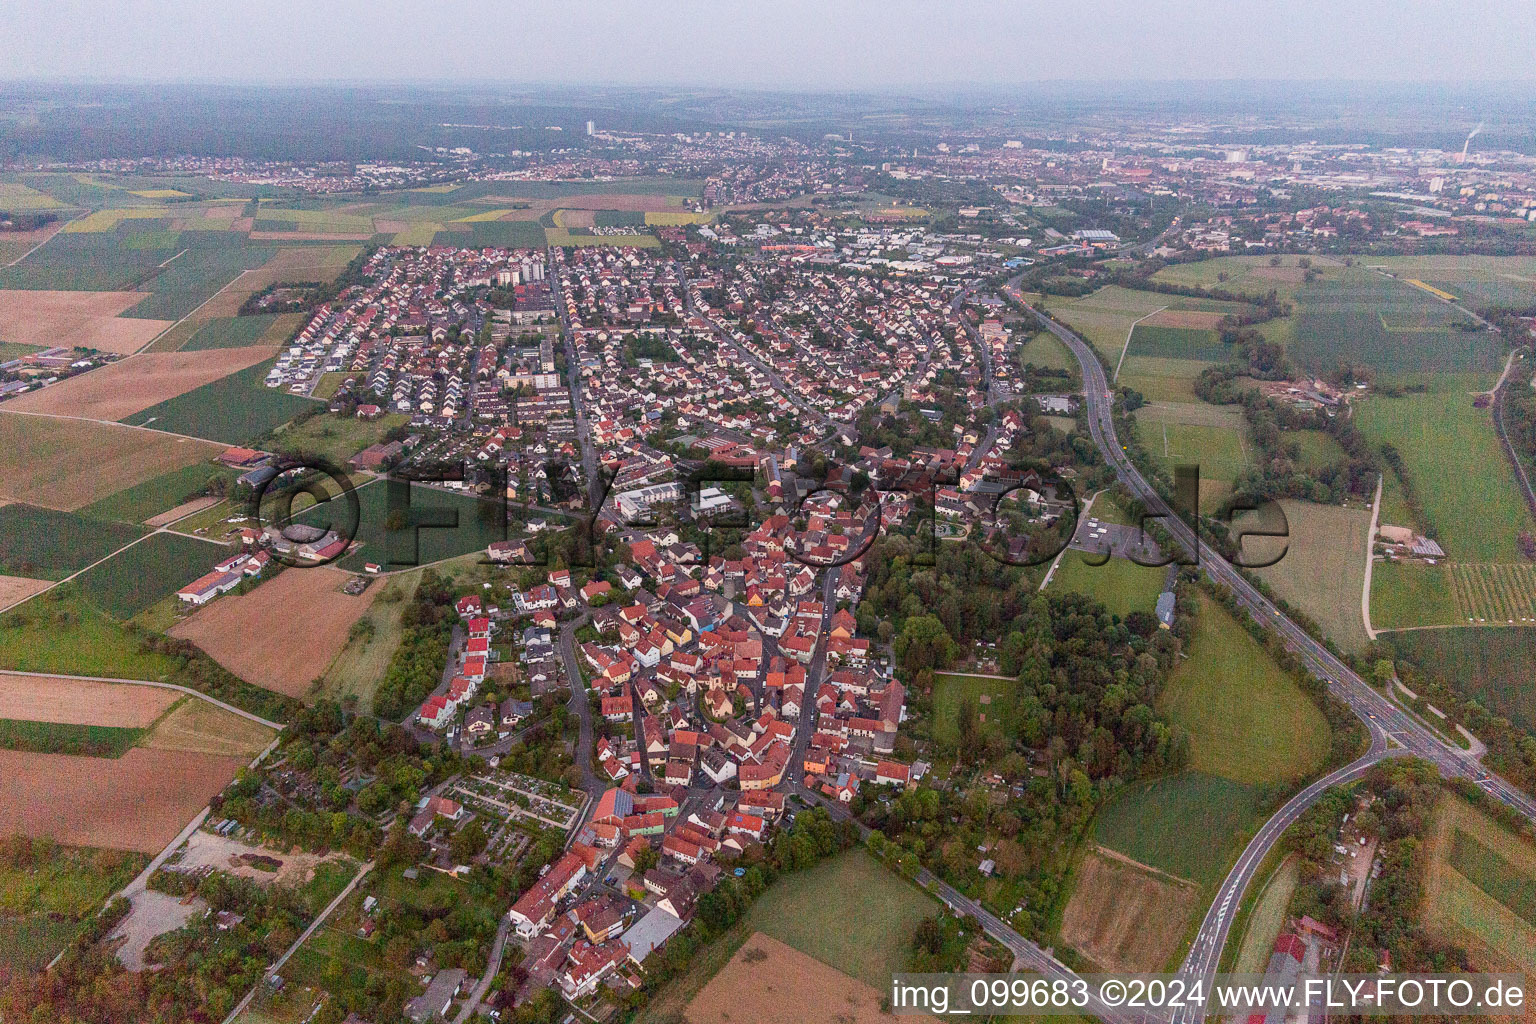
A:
[3, 0, 1535, 88]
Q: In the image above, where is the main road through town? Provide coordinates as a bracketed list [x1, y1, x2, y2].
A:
[1005, 276, 1536, 1024]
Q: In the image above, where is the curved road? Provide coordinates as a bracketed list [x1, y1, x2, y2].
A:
[1006, 280, 1536, 1024]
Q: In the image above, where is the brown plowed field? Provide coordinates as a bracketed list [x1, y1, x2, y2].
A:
[2, 345, 276, 420]
[0, 574, 50, 609]
[0, 414, 223, 509]
[0, 290, 173, 354]
[0, 673, 179, 727]
[0, 746, 244, 852]
[1059, 849, 1201, 972]
[685, 932, 938, 1024]
[169, 566, 378, 697]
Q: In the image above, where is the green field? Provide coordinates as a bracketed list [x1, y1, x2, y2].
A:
[0, 718, 144, 758]
[181, 314, 286, 351]
[272, 410, 411, 467]
[1386, 627, 1536, 730]
[545, 227, 658, 247]
[294, 478, 512, 571]
[0, 504, 144, 580]
[1365, 256, 1536, 311]
[1242, 500, 1372, 654]
[1233, 855, 1300, 974]
[1093, 771, 1271, 887]
[75, 532, 231, 619]
[0, 230, 172, 291]
[312, 573, 412, 714]
[931, 672, 1017, 745]
[1371, 561, 1461, 629]
[1151, 255, 1345, 301]
[1048, 552, 1167, 619]
[1290, 430, 1348, 473]
[0, 586, 190, 681]
[121, 359, 318, 444]
[1124, 324, 1230, 362]
[1140, 409, 1250, 506]
[743, 848, 938, 987]
[1355, 386, 1531, 563]
[0, 181, 67, 211]
[1048, 286, 1247, 367]
[1449, 829, 1536, 927]
[80, 462, 234, 524]
[1019, 330, 1079, 376]
[1159, 593, 1331, 784]
[119, 239, 277, 321]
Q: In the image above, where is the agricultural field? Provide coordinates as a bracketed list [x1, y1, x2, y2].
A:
[545, 227, 658, 247]
[1355, 384, 1532, 564]
[1136, 401, 1250, 506]
[142, 698, 275, 758]
[80, 461, 236, 525]
[931, 671, 1017, 746]
[0, 718, 144, 758]
[2, 344, 277, 421]
[1370, 561, 1461, 629]
[0, 746, 244, 852]
[684, 932, 931, 1024]
[0, 414, 224, 510]
[181, 313, 296, 350]
[1151, 254, 1347, 301]
[1047, 285, 1247, 367]
[0, 181, 68, 211]
[0, 575, 50, 610]
[741, 848, 937, 988]
[1158, 592, 1332, 785]
[1059, 849, 1201, 972]
[1448, 563, 1536, 624]
[74, 532, 231, 619]
[120, 358, 319, 443]
[1421, 795, 1536, 987]
[0, 504, 144, 579]
[1363, 255, 1536, 310]
[1018, 330, 1079, 375]
[311, 573, 412, 714]
[1385, 628, 1536, 730]
[1047, 552, 1166, 619]
[1239, 499, 1372, 654]
[169, 566, 380, 697]
[0, 586, 190, 682]
[0, 673, 179, 727]
[1093, 771, 1271, 888]
[0, 289, 170, 353]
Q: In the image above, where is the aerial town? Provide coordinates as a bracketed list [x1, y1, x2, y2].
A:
[5, 9, 1536, 1024]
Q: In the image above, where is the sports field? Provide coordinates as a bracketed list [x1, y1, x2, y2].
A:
[1093, 771, 1270, 887]
[120, 358, 318, 443]
[297, 478, 511, 571]
[1240, 499, 1372, 654]
[1048, 552, 1166, 619]
[1138, 402, 1250, 507]
[1355, 385, 1532, 563]
[931, 671, 1017, 745]
[0, 414, 223, 510]
[74, 532, 230, 619]
[1158, 593, 1331, 784]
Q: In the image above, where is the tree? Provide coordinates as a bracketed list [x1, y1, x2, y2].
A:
[893, 614, 956, 672]
[449, 820, 488, 864]
[1373, 659, 1396, 690]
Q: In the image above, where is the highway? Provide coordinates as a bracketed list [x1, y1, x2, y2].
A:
[1005, 277, 1536, 1024]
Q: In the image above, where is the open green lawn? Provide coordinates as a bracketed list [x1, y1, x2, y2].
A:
[0, 504, 144, 580]
[0, 844, 148, 973]
[121, 359, 318, 444]
[1290, 430, 1349, 473]
[1386, 627, 1536, 731]
[1119, 356, 1214, 403]
[1151, 255, 1346, 301]
[1093, 771, 1272, 887]
[1048, 552, 1167, 619]
[743, 848, 938, 988]
[1159, 592, 1331, 784]
[272, 411, 411, 467]
[1370, 561, 1462, 630]
[1355, 386, 1531, 562]
[74, 532, 232, 619]
[293, 478, 511, 571]
[932, 672, 1017, 745]
[1020, 331, 1079, 375]
[0, 587, 190, 681]
[80, 462, 235, 524]
[1242, 499, 1372, 655]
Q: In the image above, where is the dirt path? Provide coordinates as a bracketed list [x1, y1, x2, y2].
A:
[1362, 474, 1382, 641]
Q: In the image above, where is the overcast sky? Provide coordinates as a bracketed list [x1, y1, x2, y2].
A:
[3, 0, 1533, 88]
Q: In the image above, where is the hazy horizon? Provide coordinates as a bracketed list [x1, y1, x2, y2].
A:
[3, 0, 1534, 89]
